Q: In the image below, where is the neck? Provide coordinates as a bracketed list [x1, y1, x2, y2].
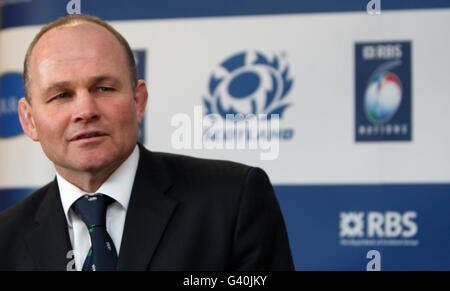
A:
[55, 162, 122, 193]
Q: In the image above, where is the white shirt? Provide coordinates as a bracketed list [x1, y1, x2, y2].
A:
[57, 145, 139, 271]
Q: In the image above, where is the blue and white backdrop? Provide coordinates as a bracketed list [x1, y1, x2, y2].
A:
[1, 0, 449, 270]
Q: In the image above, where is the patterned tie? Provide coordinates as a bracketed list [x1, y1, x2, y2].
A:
[72, 194, 118, 271]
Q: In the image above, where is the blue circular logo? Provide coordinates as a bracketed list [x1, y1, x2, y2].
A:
[0, 73, 24, 138]
[204, 51, 293, 119]
[228, 71, 260, 99]
[364, 71, 403, 124]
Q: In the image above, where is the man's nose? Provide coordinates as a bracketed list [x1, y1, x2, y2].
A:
[72, 91, 100, 123]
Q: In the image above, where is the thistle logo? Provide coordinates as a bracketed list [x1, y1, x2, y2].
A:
[171, 51, 295, 160]
[355, 41, 412, 142]
[201, 51, 295, 149]
[204, 51, 293, 119]
[0, 73, 24, 138]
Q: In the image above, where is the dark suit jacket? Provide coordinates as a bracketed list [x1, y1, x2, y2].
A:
[0, 144, 294, 271]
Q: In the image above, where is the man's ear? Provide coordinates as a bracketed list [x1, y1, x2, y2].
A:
[134, 80, 149, 125]
[18, 97, 39, 141]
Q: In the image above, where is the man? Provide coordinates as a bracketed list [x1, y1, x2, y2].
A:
[0, 14, 294, 271]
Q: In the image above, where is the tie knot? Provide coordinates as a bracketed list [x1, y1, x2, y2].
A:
[72, 194, 114, 229]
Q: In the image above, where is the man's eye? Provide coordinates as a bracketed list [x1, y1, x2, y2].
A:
[55, 92, 68, 99]
[97, 87, 113, 92]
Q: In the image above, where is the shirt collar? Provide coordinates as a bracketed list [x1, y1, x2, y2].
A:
[57, 145, 140, 227]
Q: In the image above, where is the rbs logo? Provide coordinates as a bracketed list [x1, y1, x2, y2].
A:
[340, 211, 418, 238]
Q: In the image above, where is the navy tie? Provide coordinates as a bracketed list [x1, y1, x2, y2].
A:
[72, 194, 118, 271]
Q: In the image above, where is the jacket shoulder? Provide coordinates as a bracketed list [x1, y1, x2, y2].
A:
[151, 151, 254, 180]
[0, 181, 54, 232]
[147, 151, 273, 204]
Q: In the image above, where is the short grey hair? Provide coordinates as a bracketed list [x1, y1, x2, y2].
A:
[23, 14, 138, 104]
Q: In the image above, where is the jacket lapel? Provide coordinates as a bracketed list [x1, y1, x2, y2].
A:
[117, 145, 178, 271]
[24, 180, 72, 271]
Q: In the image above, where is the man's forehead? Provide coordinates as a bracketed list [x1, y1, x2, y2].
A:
[36, 59, 124, 91]
[31, 23, 124, 69]
[29, 22, 128, 82]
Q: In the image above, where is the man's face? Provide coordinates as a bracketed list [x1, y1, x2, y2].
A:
[19, 23, 147, 178]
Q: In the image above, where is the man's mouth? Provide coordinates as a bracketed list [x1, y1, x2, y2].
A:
[71, 131, 106, 141]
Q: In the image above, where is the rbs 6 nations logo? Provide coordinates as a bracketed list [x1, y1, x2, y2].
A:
[355, 41, 412, 142]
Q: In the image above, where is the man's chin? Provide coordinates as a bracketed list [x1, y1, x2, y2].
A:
[59, 152, 120, 175]
[51, 146, 132, 180]
[73, 157, 119, 174]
